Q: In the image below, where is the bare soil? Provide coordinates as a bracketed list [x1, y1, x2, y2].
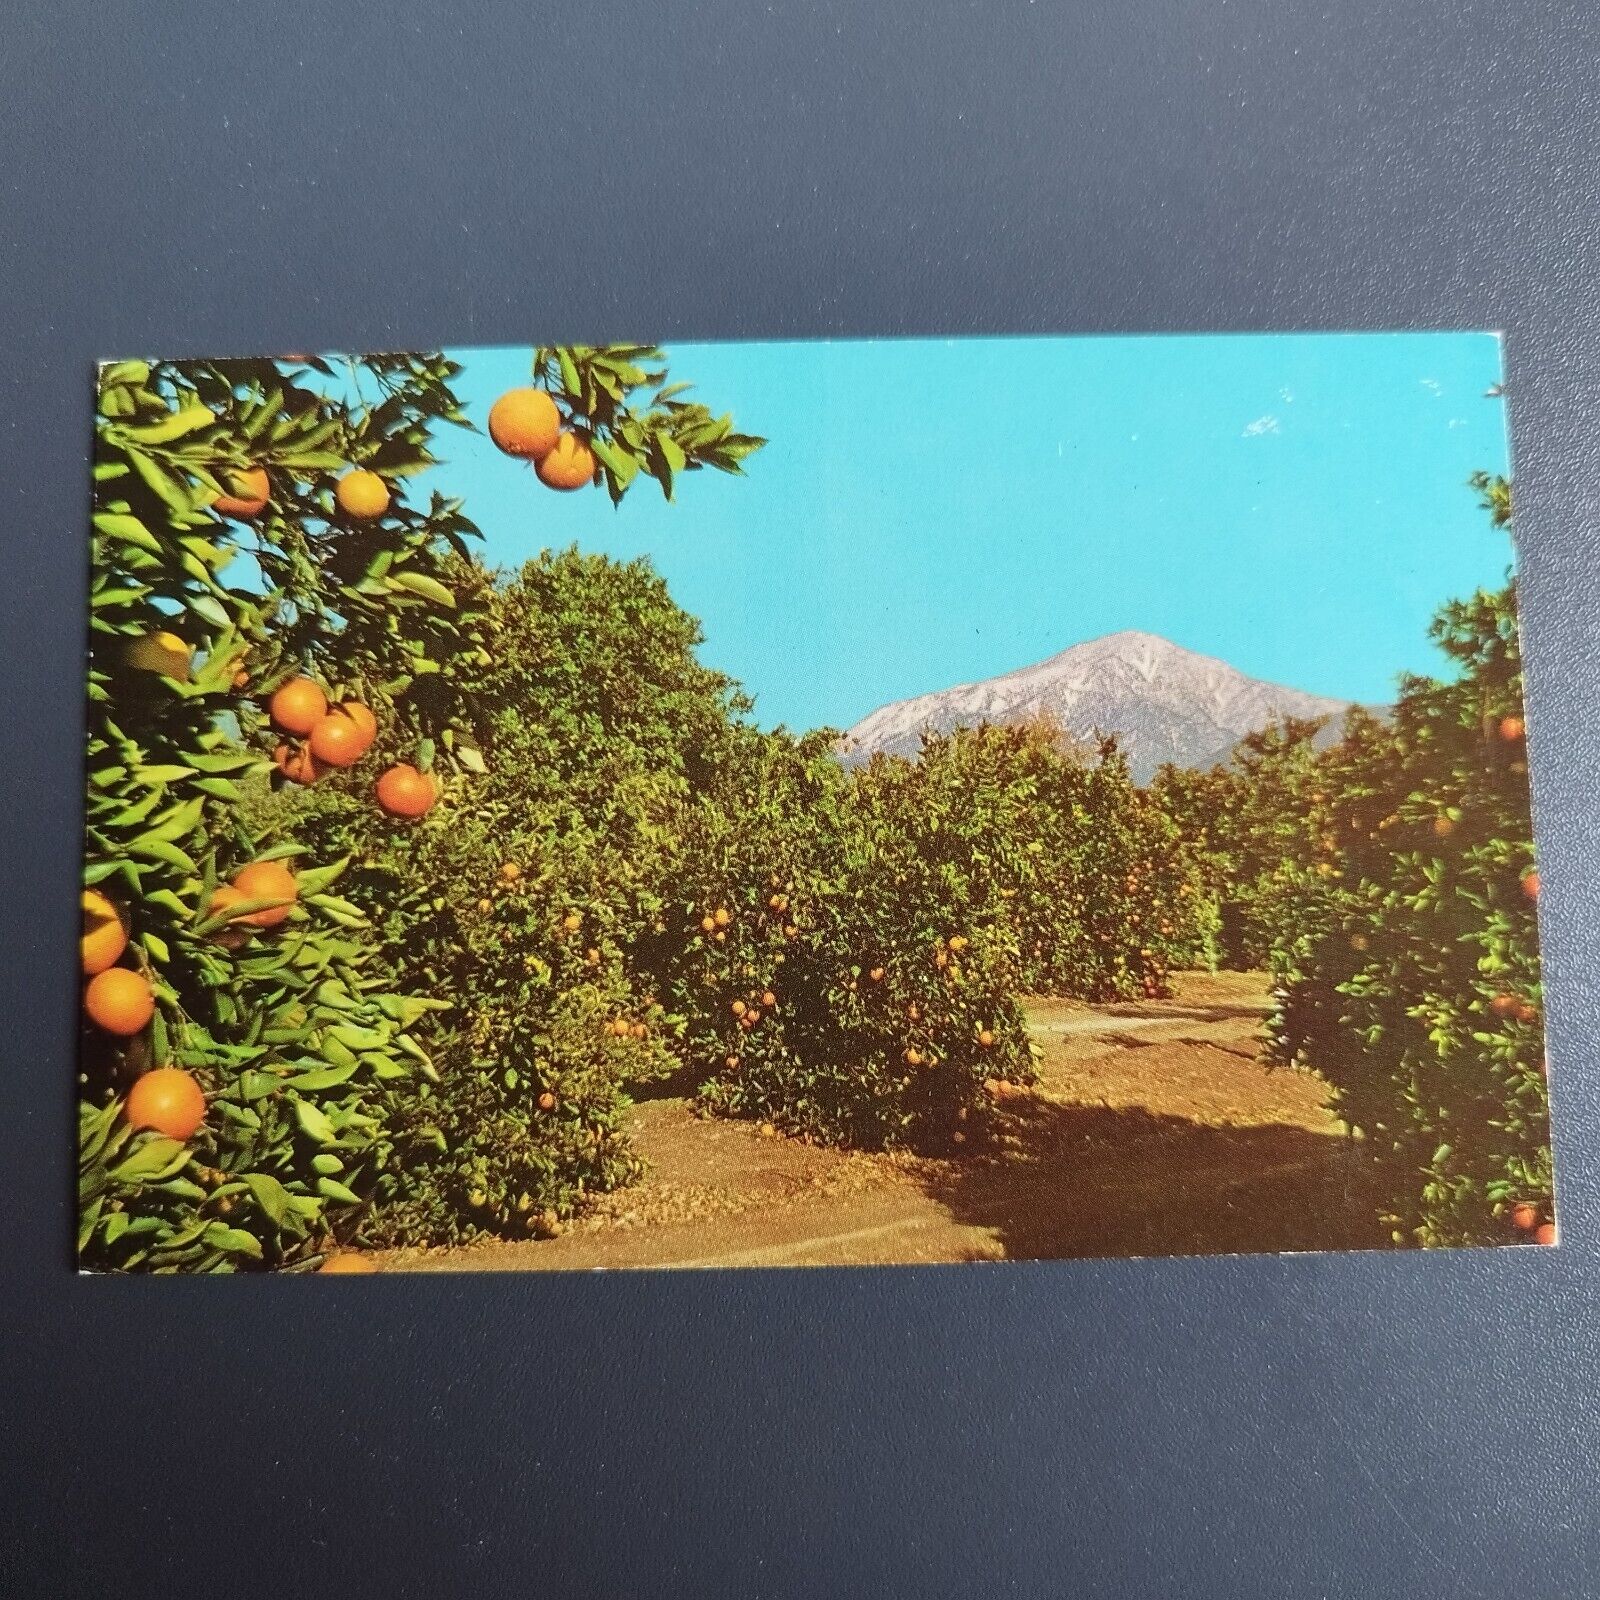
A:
[376, 970, 1389, 1272]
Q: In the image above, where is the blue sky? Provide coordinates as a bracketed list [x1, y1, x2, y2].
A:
[422, 333, 1511, 733]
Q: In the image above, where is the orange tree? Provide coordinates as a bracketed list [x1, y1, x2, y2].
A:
[1267, 474, 1548, 1246]
[286, 547, 753, 1242]
[81, 354, 478, 1271]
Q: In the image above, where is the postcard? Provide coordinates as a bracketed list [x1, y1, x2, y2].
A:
[78, 334, 1550, 1271]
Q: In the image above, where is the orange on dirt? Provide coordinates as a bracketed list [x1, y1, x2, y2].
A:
[761, 990, 777, 1009]
[731, 999, 747, 1018]
[537, 1092, 557, 1112]
[274, 741, 326, 786]
[81, 888, 128, 976]
[500, 862, 521, 883]
[269, 676, 328, 736]
[84, 967, 154, 1036]
[1489, 994, 1519, 1019]
[488, 387, 562, 461]
[903, 1048, 924, 1067]
[948, 935, 969, 952]
[334, 469, 390, 519]
[1431, 816, 1455, 839]
[212, 465, 270, 519]
[1510, 1202, 1539, 1231]
[535, 432, 596, 491]
[631, 1022, 648, 1040]
[562, 912, 583, 932]
[977, 1030, 995, 1048]
[308, 712, 370, 768]
[124, 1066, 206, 1141]
[231, 859, 299, 928]
[1514, 1001, 1539, 1024]
[1499, 715, 1526, 742]
[713, 907, 731, 928]
[1522, 869, 1540, 901]
[123, 630, 194, 680]
[1532, 1223, 1557, 1246]
[318, 1253, 380, 1274]
[375, 764, 437, 819]
[700, 915, 716, 933]
[868, 967, 885, 983]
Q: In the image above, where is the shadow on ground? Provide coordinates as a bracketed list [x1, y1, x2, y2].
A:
[927, 1095, 1393, 1260]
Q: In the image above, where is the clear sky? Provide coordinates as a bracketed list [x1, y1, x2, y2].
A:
[425, 333, 1512, 733]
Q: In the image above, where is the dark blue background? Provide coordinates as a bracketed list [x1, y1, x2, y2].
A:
[3, 4, 1597, 1594]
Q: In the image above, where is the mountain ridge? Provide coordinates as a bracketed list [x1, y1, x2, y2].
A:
[838, 630, 1365, 782]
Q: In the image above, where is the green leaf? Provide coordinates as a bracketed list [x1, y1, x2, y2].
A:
[242, 1171, 294, 1226]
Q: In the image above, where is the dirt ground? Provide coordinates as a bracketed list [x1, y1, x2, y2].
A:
[376, 970, 1390, 1272]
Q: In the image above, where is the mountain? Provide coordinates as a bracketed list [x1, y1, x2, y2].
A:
[837, 630, 1363, 783]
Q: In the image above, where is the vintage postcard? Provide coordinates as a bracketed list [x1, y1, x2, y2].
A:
[79, 334, 1550, 1272]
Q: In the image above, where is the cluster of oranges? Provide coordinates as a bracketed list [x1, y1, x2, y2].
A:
[80, 852, 307, 1145]
[213, 464, 392, 523]
[267, 675, 436, 819]
[1509, 1200, 1557, 1246]
[487, 388, 596, 491]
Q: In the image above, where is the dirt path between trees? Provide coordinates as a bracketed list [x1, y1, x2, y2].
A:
[378, 971, 1389, 1272]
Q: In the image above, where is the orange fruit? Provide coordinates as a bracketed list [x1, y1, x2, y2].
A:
[868, 967, 885, 983]
[308, 712, 369, 768]
[334, 469, 390, 519]
[375, 764, 437, 818]
[1510, 1202, 1539, 1231]
[761, 990, 777, 1009]
[1499, 715, 1526, 742]
[1521, 869, 1540, 901]
[269, 677, 328, 736]
[977, 1030, 995, 1048]
[537, 1092, 557, 1112]
[562, 912, 583, 932]
[535, 432, 596, 491]
[488, 387, 562, 461]
[85, 967, 154, 1035]
[231, 859, 299, 928]
[206, 885, 255, 949]
[1431, 816, 1455, 839]
[212, 465, 270, 519]
[81, 889, 128, 975]
[1489, 994, 1519, 1018]
[731, 999, 747, 1018]
[273, 741, 326, 785]
[631, 1022, 648, 1040]
[1532, 1222, 1557, 1246]
[713, 908, 731, 928]
[500, 862, 522, 883]
[700, 915, 716, 933]
[1515, 1001, 1539, 1024]
[124, 1066, 206, 1141]
[123, 630, 194, 680]
[318, 1253, 380, 1274]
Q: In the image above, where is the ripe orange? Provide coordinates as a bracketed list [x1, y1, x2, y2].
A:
[308, 712, 369, 768]
[761, 990, 777, 1009]
[231, 859, 299, 928]
[1514, 1001, 1539, 1024]
[81, 888, 128, 975]
[731, 999, 747, 1018]
[488, 387, 562, 461]
[273, 741, 326, 786]
[500, 862, 521, 883]
[948, 935, 969, 952]
[1532, 1222, 1557, 1246]
[1489, 994, 1519, 1019]
[535, 432, 596, 491]
[868, 967, 885, 983]
[1510, 1201, 1539, 1231]
[537, 1091, 557, 1111]
[375, 764, 437, 818]
[713, 907, 731, 928]
[335, 469, 390, 519]
[269, 677, 328, 736]
[977, 1030, 995, 1048]
[1521, 869, 1540, 901]
[1499, 715, 1526, 742]
[700, 915, 716, 933]
[206, 885, 255, 949]
[318, 1253, 379, 1274]
[1431, 816, 1455, 839]
[904, 1048, 924, 1067]
[124, 1066, 206, 1140]
[85, 967, 154, 1035]
[213, 465, 270, 519]
[562, 912, 583, 932]
[631, 1022, 648, 1040]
